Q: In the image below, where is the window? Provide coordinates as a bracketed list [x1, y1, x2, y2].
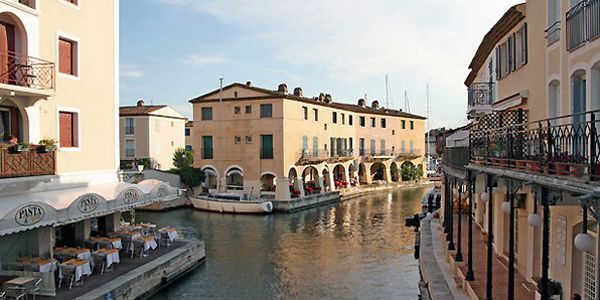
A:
[409, 140, 414, 153]
[380, 140, 386, 155]
[360, 116, 366, 127]
[234, 106, 241, 114]
[410, 121, 414, 130]
[359, 138, 365, 155]
[381, 118, 387, 128]
[349, 115, 353, 126]
[401, 120, 406, 129]
[58, 37, 78, 76]
[349, 137, 353, 151]
[245, 136, 253, 144]
[370, 139, 376, 155]
[234, 136, 242, 144]
[125, 139, 135, 157]
[245, 105, 252, 114]
[584, 251, 597, 300]
[324, 124, 327, 130]
[302, 106, 308, 120]
[312, 136, 319, 156]
[185, 128, 191, 136]
[341, 113, 345, 124]
[234, 91, 238, 98]
[260, 134, 273, 159]
[313, 108, 318, 121]
[202, 136, 213, 159]
[59, 111, 78, 148]
[392, 130, 395, 135]
[370, 117, 376, 127]
[62, 0, 78, 5]
[170, 121, 174, 127]
[125, 118, 134, 135]
[201, 107, 213, 120]
[496, 24, 528, 79]
[401, 141, 406, 152]
[260, 104, 272, 118]
[170, 141, 174, 147]
[332, 112, 338, 124]
[18, 0, 36, 9]
[302, 136, 308, 152]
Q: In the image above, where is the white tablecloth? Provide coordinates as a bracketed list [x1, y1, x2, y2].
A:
[38, 262, 53, 273]
[159, 229, 178, 241]
[105, 252, 120, 267]
[59, 262, 91, 282]
[112, 240, 123, 249]
[143, 239, 158, 251]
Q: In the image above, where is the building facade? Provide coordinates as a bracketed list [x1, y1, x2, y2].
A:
[440, 1, 600, 300]
[185, 120, 193, 152]
[119, 100, 187, 170]
[190, 82, 426, 199]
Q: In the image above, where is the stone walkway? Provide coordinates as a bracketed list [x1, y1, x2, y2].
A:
[449, 213, 536, 300]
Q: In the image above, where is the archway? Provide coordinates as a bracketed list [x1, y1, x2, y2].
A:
[390, 161, 400, 182]
[370, 162, 387, 182]
[0, 98, 25, 142]
[322, 167, 332, 191]
[302, 166, 321, 194]
[225, 167, 244, 190]
[260, 173, 276, 192]
[288, 167, 298, 184]
[348, 163, 357, 186]
[358, 163, 368, 184]
[332, 164, 347, 189]
[201, 166, 218, 190]
[401, 161, 416, 181]
[0, 12, 28, 86]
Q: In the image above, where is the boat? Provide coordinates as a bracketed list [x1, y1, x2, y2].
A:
[190, 193, 273, 214]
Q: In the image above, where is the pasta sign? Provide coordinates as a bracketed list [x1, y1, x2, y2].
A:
[15, 204, 45, 226]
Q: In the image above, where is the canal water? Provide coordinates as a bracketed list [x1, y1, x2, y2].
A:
[138, 187, 430, 300]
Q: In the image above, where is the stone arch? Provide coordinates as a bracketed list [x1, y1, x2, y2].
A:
[201, 165, 218, 190]
[358, 162, 368, 184]
[400, 161, 416, 181]
[332, 164, 347, 189]
[0, 12, 28, 58]
[301, 166, 319, 182]
[260, 172, 277, 192]
[225, 166, 244, 188]
[288, 166, 298, 184]
[0, 98, 28, 142]
[390, 161, 400, 182]
[322, 167, 331, 191]
[370, 162, 387, 182]
[224, 165, 245, 178]
[348, 163, 357, 185]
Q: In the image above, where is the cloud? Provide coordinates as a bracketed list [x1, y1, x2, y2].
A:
[184, 54, 226, 66]
[120, 65, 144, 78]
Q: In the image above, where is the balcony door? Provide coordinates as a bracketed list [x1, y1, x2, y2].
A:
[0, 21, 15, 84]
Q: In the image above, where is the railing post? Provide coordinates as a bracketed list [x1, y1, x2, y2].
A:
[590, 112, 597, 179]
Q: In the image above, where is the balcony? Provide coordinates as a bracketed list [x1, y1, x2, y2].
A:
[467, 82, 494, 118]
[0, 51, 55, 97]
[297, 149, 330, 165]
[545, 21, 561, 46]
[442, 147, 470, 171]
[470, 110, 600, 180]
[567, 0, 600, 51]
[1, 145, 56, 179]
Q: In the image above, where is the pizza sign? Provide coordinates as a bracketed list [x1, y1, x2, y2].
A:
[78, 195, 99, 213]
[123, 189, 140, 204]
[15, 204, 45, 226]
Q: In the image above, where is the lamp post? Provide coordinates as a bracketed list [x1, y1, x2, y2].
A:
[485, 174, 494, 300]
[540, 187, 550, 300]
[444, 175, 450, 234]
[447, 178, 455, 251]
[507, 183, 515, 300]
[455, 181, 464, 262]
[465, 172, 475, 281]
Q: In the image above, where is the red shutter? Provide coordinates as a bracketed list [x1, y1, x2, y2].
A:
[59, 39, 72, 75]
[59, 112, 73, 147]
[0, 24, 8, 84]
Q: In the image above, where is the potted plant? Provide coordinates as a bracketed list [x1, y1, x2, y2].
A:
[10, 143, 30, 153]
[544, 279, 562, 299]
[490, 144, 505, 166]
[38, 138, 56, 153]
[525, 153, 544, 173]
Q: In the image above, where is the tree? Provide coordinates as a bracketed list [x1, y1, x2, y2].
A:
[173, 148, 193, 169]
[178, 166, 205, 188]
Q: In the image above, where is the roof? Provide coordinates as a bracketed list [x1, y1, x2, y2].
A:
[464, 3, 526, 86]
[120, 105, 166, 116]
[185, 121, 193, 127]
[189, 82, 427, 120]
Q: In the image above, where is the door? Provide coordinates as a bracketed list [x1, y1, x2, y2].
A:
[59, 112, 73, 147]
[0, 22, 15, 84]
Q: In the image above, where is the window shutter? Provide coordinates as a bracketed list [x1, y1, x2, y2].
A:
[522, 24, 528, 65]
[495, 47, 500, 80]
[59, 39, 72, 74]
[59, 112, 73, 147]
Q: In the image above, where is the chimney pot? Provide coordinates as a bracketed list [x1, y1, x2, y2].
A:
[324, 94, 332, 103]
[371, 100, 380, 109]
[137, 100, 145, 107]
[246, 81, 252, 87]
[293, 87, 303, 97]
[278, 83, 288, 94]
[358, 99, 366, 107]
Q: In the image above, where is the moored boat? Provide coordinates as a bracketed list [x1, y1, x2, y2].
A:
[190, 194, 273, 214]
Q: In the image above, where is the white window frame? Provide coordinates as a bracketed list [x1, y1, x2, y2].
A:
[125, 139, 135, 158]
[56, 106, 81, 152]
[56, 31, 80, 80]
[125, 117, 135, 135]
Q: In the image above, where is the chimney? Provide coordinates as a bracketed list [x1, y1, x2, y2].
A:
[293, 87, 303, 97]
[137, 100, 145, 107]
[318, 93, 325, 102]
[324, 94, 332, 103]
[358, 99, 366, 107]
[278, 83, 288, 94]
[371, 100, 379, 109]
[246, 81, 252, 87]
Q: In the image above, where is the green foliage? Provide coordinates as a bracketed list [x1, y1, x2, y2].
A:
[173, 148, 193, 169]
[401, 163, 423, 181]
[38, 138, 56, 146]
[178, 166, 205, 188]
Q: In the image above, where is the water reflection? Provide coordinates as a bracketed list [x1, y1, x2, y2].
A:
[139, 186, 430, 300]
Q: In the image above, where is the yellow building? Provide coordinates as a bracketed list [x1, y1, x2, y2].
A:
[440, 1, 600, 299]
[119, 100, 187, 170]
[190, 81, 426, 199]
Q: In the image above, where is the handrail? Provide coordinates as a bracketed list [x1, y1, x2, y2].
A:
[474, 109, 600, 135]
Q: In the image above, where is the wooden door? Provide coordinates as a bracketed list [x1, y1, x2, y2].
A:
[59, 112, 73, 147]
[59, 39, 72, 74]
[0, 22, 14, 84]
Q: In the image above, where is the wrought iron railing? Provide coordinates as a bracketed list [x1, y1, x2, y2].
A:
[471, 110, 600, 179]
[443, 147, 470, 170]
[298, 149, 330, 162]
[0, 51, 54, 90]
[331, 149, 354, 157]
[1, 145, 56, 178]
[468, 82, 494, 108]
[545, 21, 562, 46]
[567, 0, 600, 51]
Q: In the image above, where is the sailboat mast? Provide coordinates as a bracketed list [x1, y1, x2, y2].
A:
[426, 84, 430, 169]
[385, 74, 389, 108]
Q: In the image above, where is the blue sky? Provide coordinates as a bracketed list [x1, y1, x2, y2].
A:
[120, 0, 522, 129]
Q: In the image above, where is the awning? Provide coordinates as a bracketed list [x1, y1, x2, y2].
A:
[0, 180, 179, 236]
[446, 130, 470, 148]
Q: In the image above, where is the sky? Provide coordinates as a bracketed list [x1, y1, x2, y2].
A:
[120, 0, 523, 130]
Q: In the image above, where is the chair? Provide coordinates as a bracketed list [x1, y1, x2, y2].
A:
[84, 240, 97, 250]
[132, 240, 145, 259]
[4, 287, 26, 300]
[92, 253, 106, 275]
[121, 236, 132, 255]
[0, 290, 6, 300]
[26, 277, 42, 300]
[160, 232, 172, 247]
[98, 241, 113, 250]
[58, 265, 77, 290]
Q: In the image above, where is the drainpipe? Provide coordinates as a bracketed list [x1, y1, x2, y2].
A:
[465, 171, 475, 281]
[485, 174, 494, 300]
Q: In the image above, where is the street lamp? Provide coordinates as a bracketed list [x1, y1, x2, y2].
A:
[575, 205, 594, 252]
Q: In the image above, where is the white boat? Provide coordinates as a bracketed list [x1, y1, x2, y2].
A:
[190, 194, 273, 214]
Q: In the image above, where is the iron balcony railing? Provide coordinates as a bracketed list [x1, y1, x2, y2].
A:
[471, 110, 600, 179]
[1, 145, 56, 178]
[468, 82, 494, 108]
[298, 149, 330, 162]
[443, 147, 470, 170]
[0, 51, 54, 90]
[331, 148, 354, 158]
[567, 0, 600, 51]
[359, 148, 421, 157]
[545, 21, 562, 46]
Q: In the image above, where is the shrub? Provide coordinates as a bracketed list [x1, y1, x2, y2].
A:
[173, 148, 193, 169]
[178, 166, 205, 188]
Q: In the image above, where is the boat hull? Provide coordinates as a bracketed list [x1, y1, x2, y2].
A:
[190, 196, 273, 214]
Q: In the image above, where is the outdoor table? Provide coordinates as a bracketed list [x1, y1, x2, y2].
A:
[94, 249, 120, 268]
[16, 257, 55, 272]
[113, 230, 142, 240]
[159, 227, 178, 241]
[136, 236, 158, 251]
[3, 277, 38, 287]
[90, 237, 123, 249]
[54, 247, 92, 262]
[59, 259, 91, 283]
